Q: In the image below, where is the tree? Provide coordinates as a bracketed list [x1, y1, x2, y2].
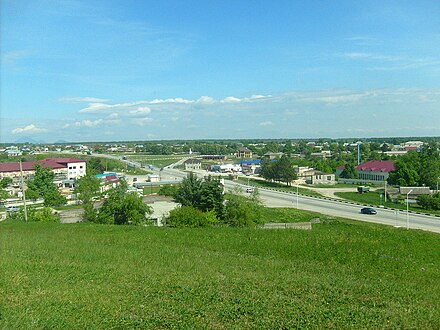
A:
[223, 188, 264, 227]
[87, 158, 105, 174]
[260, 156, 297, 185]
[417, 193, 440, 210]
[26, 164, 66, 206]
[173, 173, 224, 217]
[74, 172, 101, 222]
[96, 181, 152, 225]
[174, 172, 202, 208]
[0, 177, 12, 189]
[340, 163, 358, 179]
[164, 206, 217, 227]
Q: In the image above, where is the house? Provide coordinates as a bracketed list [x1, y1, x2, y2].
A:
[237, 147, 253, 159]
[263, 152, 284, 160]
[0, 158, 86, 180]
[337, 160, 395, 184]
[184, 158, 202, 171]
[307, 172, 336, 185]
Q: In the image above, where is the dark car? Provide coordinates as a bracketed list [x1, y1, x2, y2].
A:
[361, 207, 377, 215]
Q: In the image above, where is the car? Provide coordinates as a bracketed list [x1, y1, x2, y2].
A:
[246, 187, 254, 193]
[361, 207, 377, 215]
[6, 205, 19, 213]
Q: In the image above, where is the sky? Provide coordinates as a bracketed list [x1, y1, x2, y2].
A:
[1, 0, 440, 143]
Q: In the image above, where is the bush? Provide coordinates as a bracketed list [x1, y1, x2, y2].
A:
[417, 193, 440, 210]
[164, 206, 217, 227]
[5, 206, 60, 222]
[223, 191, 264, 227]
[158, 185, 179, 197]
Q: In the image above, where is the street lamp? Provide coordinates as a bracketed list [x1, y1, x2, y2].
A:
[296, 185, 299, 209]
[406, 189, 413, 230]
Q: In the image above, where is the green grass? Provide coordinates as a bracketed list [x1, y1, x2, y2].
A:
[237, 177, 323, 197]
[301, 183, 359, 188]
[261, 207, 322, 223]
[1, 217, 440, 328]
[335, 191, 440, 215]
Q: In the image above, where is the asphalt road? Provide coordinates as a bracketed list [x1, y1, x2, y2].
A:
[163, 167, 440, 234]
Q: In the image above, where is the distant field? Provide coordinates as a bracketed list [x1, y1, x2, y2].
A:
[1, 214, 439, 328]
[237, 177, 323, 197]
[335, 191, 440, 216]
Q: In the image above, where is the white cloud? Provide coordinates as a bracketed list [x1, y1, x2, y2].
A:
[196, 96, 216, 104]
[59, 97, 110, 103]
[149, 98, 194, 104]
[259, 121, 274, 127]
[12, 124, 47, 134]
[109, 112, 119, 119]
[221, 96, 241, 103]
[129, 106, 151, 116]
[248, 94, 272, 100]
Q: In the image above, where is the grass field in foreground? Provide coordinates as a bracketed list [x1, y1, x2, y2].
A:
[1, 215, 440, 329]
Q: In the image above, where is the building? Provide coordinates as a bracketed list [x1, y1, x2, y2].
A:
[263, 152, 284, 160]
[0, 158, 86, 180]
[184, 158, 202, 171]
[237, 147, 253, 159]
[307, 172, 336, 185]
[337, 160, 395, 184]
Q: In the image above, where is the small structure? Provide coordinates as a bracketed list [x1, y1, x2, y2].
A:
[184, 158, 202, 171]
[263, 152, 284, 160]
[357, 186, 370, 194]
[237, 147, 253, 159]
[148, 174, 160, 182]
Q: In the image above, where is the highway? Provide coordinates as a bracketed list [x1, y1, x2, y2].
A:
[162, 167, 440, 234]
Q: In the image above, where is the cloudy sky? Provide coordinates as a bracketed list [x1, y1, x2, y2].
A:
[1, 1, 440, 142]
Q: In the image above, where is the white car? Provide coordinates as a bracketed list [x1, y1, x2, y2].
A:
[246, 187, 254, 193]
[6, 206, 19, 213]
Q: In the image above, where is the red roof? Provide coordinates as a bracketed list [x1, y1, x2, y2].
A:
[355, 160, 395, 173]
[0, 158, 84, 173]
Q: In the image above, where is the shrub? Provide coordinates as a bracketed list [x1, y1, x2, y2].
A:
[158, 184, 179, 197]
[223, 191, 264, 227]
[164, 206, 217, 227]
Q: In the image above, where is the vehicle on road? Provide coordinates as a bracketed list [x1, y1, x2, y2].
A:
[246, 187, 254, 193]
[361, 207, 377, 215]
[6, 206, 19, 213]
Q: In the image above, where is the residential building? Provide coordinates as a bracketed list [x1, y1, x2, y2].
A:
[184, 158, 202, 171]
[263, 152, 284, 160]
[237, 147, 253, 158]
[0, 158, 86, 180]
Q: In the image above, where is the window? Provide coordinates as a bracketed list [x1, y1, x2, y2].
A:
[80, 166, 83, 169]
[69, 166, 72, 169]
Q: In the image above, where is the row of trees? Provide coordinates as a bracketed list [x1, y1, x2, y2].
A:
[388, 145, 440, 188]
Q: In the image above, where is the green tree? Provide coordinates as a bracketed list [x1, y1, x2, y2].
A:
[96, 181, 152, 225]
[340, 163, 358, 179]
[164, 206, 217, 227]
[174, 172, 202, 208]
[87, 158, 105, 174]
[223, 188, 264, 227]
[74, 172, 101, 222]
[173, 173, 224, 219]
[26, 164, 66, 206]
[417, 193, 440, 210]
[0, 177, 13, 189]
[275, 155, 297, 186]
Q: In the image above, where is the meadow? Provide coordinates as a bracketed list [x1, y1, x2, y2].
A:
[1, 212, 440, 329]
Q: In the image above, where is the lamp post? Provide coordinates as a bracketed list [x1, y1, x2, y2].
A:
[296, 185, 299, 209]
[406, 189, 413, 230]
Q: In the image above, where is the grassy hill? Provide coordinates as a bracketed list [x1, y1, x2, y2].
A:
[1, 214, 439, 328]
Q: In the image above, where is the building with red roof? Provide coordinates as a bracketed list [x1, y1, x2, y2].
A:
[0, 158, 86, 180]
[336, 160, 395, 184]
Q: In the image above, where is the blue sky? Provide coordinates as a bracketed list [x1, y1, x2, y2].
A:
[1, 0, 440, 142]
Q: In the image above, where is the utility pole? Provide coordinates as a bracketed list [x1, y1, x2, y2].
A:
[19, 160, 28, 222]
